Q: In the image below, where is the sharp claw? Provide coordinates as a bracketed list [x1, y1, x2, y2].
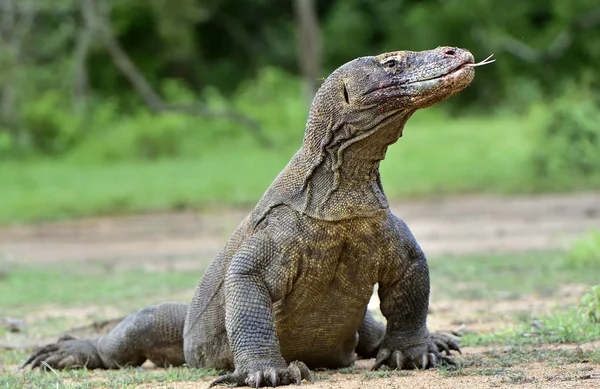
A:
[57, 334, 76, 342]
[428, 353, 437, 367]
[449, 340, 462, 355]
[209, 373, 243, 388]
[422, 354, 428, 370]
[44, 345, 59, 353]
[22, 344, 60, 369]
[43, 354, 63, 370]
[21, 354, 36, 369]
[294, 361, 313, 384]
[208, 375, 228, 388]
[289, 362, 302, 385]
[436, 341, 451, 355]
[254, 371, 264, 388]
[306, 370, 314, 384]
[30, 354, 49, 370]
[371, 348, 391, 371]
[392, 350, 402, 370]
[265, 367, 277, 387]
[211, 362, 312, 388]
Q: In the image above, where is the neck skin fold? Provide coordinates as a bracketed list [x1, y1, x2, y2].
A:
[293, 111, 412, 220]
[250, 74, 415, 224]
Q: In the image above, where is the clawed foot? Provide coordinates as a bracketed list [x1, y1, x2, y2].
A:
[371, 332, 461, 371]
[430, 332, 461, 356]
[21, 335, 104, 370]
[209, 361, 313, 388]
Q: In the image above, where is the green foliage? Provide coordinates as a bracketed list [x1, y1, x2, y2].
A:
[66, 67, 305, 164]
[0, 265, 199, 309]
[0, 366, 220, 389]
[147, 0, 205, 60]
[67, 112, 194, 162]
[19, 91, 84, 156]
[323, 0, 375, 66]
[531, 80, 600, 188]
[2, 0, 600, 223]
[4, 105, 600, 224]
[579, 285, 600, 323]
[321, 0, 600, 111]
[464, 307, 600, 347]
[233, 67, 307, 144]
[564, 229, 600, 269]
[430, 250, 600, 301]
[454, 242, 600, 347]
[0, 112, 524, 223]
[0, 131, 11, 157]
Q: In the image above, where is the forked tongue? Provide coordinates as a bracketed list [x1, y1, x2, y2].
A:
[465, 54, 495, 67]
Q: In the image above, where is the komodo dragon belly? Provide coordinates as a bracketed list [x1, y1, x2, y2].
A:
[274, 282, 371, 368]
[263, 206, 397, 367]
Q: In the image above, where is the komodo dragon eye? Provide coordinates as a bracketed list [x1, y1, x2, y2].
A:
[384, 59, 398, 68]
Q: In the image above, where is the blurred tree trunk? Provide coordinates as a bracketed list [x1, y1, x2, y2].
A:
[90, 0, 165, 111]
[87, 0, 271, 146]
[72, 0, 95, 116]
[293, 0, 321, 105]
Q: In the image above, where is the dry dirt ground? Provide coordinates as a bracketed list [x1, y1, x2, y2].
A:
[1, 192, 600, 388]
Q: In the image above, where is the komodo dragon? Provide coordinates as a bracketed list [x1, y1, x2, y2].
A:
[23, 46, 493, 387]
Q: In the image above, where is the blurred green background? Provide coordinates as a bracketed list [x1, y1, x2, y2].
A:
[1, 0, 599, 223]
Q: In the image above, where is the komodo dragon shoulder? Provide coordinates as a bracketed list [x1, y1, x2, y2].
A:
[24, 47, 492, 388]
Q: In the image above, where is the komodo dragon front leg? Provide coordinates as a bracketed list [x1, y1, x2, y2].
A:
[371, 217, 459, 370]
[209, 232, 313, 387]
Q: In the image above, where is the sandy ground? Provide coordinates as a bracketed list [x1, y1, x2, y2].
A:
[1, 192, 599, 270]
[133, 351, 600, 389]
[1, 192, 599, 388]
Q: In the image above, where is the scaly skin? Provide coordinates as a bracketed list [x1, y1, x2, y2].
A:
[24, 46, 477, 387]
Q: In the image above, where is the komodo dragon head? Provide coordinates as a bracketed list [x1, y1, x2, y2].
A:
[348, 48, 475, 112]
[303, 47, 490, 149]
[254, 47, 493, 222]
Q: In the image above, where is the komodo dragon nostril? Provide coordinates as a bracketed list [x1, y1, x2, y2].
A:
[445, 49, 456, 56]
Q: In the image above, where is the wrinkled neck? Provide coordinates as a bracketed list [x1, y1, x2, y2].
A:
[250, 86, 413, 223]
[299, 127, 388, 191]
[294, 113, 411, 219]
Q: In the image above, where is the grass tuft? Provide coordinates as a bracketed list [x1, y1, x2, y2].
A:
[564, 229, 600, 270]
[462, 308, 600, 347]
